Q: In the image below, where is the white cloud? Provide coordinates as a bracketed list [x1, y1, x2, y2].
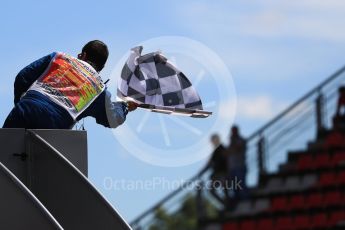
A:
[174, 1, 345, 43]
[262, 0, 345, 12]
[220, 95, 287, 121]
[240, 11, 345, 43]
[170, 1, 345, 84]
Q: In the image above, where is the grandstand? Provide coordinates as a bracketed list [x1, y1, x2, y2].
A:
[130, 66, 345, 230]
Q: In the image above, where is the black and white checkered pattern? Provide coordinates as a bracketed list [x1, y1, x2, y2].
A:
[117, 46, 205, 111]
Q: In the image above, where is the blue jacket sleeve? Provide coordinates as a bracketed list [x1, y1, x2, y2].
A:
[77, 89, 128, 128]
[14, 52, 56, 104]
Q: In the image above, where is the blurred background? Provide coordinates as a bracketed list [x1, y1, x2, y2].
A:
[1, 1, 345, 229]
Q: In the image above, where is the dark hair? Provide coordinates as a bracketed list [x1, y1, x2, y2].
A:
[211, 134, 220, 141]
[231, 125, 239, 132]
[82, 40, 109, 72]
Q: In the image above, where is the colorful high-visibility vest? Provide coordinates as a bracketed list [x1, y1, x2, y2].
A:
[28, 52, 105, 119]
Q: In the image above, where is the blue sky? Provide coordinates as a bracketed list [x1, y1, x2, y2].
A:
[1, 0, 345, 222]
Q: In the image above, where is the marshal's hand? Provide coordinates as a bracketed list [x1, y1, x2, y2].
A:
[127, 101, 139, 112]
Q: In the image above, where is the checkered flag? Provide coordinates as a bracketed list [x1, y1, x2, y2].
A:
[117, 46, 211, 118]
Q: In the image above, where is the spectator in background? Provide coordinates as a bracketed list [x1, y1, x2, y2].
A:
[207, 134, 230, 205]
[326, 86, 345, 148]
[334, 86, 345, 132]
[336, 86, 345, 118]
[227, 125, 248, 199]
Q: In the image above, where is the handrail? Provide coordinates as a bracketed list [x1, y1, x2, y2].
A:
[129, 64, 345, 228]
[246, 65, 345, 140]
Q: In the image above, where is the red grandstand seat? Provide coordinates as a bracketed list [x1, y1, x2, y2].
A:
[294, 215, 310, 229]
[240, 220, 255, 230]
[298, 155, 313, 170]
[271, 197, 288, 211]
[332, 152, 345, 166]
[323, 191, 342, 206]
[337, 171, 345, 185]
[325, 131, 345, 148]
[276, 216, 293, 230]
[329, 211, 345, 226]
[314, 154, 331, 168]
[223, 222, 238, 230]
[318, 172, 337, 187]
[289, 194, 305, 210]
[257, 218, 273, 230]
[311, 213, 328, 228]
[306, 192, 323, 208]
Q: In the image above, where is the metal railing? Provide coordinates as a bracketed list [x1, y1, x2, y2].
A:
[130, 65, 345, 230]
